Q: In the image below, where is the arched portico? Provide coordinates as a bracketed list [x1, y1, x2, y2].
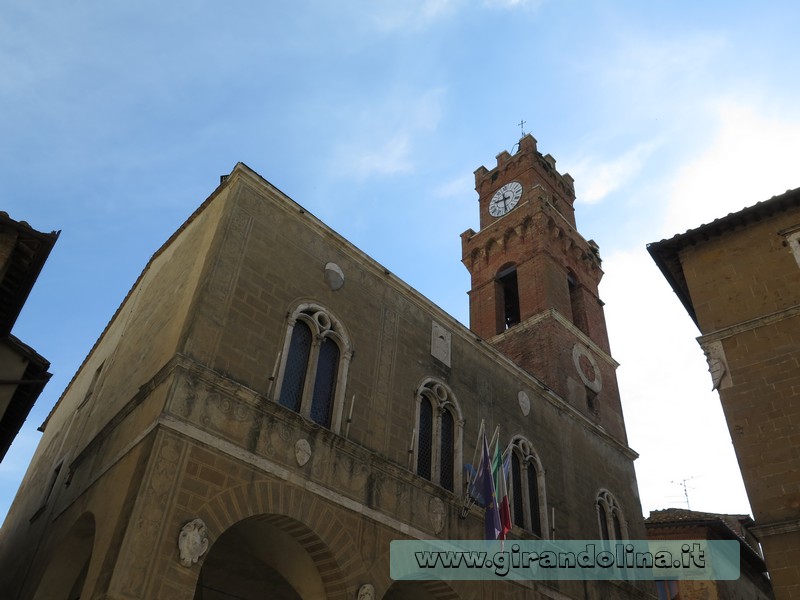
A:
[31, 512, 96, 600]
[194, 514, 332, 599]
[382, 579, 461, 600]
[182, 478, 363, 600]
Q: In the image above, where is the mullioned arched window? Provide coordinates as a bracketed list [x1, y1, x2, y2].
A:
[596, 489, 627, 541]
[274, 303, 352, 432]
[413, 379, 464, 492]
[508, 436, 548, 538]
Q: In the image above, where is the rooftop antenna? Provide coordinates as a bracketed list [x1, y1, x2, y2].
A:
[671, 477, 696, 510]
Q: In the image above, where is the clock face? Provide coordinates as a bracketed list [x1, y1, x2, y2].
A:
[488, 181, 523, 217]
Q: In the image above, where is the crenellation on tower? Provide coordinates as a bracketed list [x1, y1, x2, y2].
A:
[0, 144, 650, 600]
[462, 134, 624, 440]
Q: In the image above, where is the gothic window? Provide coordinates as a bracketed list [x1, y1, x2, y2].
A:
[439, 409, 455, 491]
[279, 321, 312, 412]
[417, 397, 433, 480]
[274, 304, 352, 432]
[596, 490, 627, 541]
[508, 437, 548, 538]
[414, 379, 463, 492]
[496, 264, 520, 332]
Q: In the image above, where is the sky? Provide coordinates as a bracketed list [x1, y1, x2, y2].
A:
[2, 0, 800, 526]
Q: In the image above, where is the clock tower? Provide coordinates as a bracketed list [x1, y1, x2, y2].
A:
[461, 134, 628, 443]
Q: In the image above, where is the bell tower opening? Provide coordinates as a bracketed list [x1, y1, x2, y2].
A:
[461, 134, 627, 440]
[496, 264, 520, 332]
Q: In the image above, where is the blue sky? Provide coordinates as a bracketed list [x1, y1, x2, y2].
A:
[2, 0, 800, 524]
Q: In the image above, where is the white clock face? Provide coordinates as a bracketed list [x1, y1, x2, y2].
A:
[489, 181, 523, 217]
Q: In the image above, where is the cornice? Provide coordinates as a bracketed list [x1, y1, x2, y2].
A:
[750, 517, 800, 539]
[696, 303, 800, 344]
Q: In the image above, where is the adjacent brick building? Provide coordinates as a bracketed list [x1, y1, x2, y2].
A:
[649, 189, 800, 600]
[0, 138, 653, 599]
[645, 508, 774, 600]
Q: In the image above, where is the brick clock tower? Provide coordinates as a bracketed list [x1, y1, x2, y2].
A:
[461, 134, 628, 443]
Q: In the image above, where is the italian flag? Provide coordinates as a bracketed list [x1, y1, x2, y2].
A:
[492, 439, 512, 540]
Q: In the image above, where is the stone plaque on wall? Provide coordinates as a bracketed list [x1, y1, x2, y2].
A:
[431, 321, 451, 367]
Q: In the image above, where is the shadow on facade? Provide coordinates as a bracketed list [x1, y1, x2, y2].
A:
[30, 512, 95, 600]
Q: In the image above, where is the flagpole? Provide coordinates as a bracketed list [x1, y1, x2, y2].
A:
[461, 420, 485, 519]
[488, 425, 500, 453]
[469, 419, 485, 479]
[344, 394, 356, 439]
[267, 350, 282, 400]
[407, 428, 416, 470]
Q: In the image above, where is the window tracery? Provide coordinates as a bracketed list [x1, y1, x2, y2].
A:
[413, 379, 463, 492]
[274, 304, 352, 432]
[508, 436, 548, 538]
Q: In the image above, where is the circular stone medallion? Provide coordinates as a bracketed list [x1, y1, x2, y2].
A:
[518, 390, 531, 416]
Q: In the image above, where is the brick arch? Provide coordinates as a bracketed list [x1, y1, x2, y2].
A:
[368, 543, 466, 600]
[382, 579, 465, 600]
[502, 227, 518, 248]
[195, 479, 365, 599]
[519, 215, 534, 240]
[484, 237, 499, 262]
[468, 247, 482, 269]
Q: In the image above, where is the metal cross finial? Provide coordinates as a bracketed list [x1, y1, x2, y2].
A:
[518, 119, 526, 137]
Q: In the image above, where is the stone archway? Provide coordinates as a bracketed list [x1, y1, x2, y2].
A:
[382, 579, 461, 600]
[31, 512, 96, 600]
[194, 513, 341, 600]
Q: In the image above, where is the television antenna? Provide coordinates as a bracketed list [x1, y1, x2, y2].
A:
[670, 477, 697, 510]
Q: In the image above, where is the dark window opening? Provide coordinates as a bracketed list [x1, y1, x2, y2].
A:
[417, 398, 433, 481]
[497, 266, 521, 331]
[310, 337, 339, 426]
[598, 503, 610, 541]
[511, 453, 524, 527]
[613, 511, 623, 541]
[439, 410, 454, 491]
[279, 321, 312, 412]
[527, 463, 541, 537]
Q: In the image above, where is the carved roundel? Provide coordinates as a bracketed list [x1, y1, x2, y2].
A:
[428, 496, 446, 534]
[518, 390, 531, 416]
[572, 343, 602, 393]
[295, 438, 312, 466]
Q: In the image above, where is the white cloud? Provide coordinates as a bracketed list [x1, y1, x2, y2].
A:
[349, 134, 414, 178]
[329, 87, 446, 180]
[362, 0, 545, 27]
[482, 0, 545, 9]
[588, 99, 800, 518]
[434, 172, 473, 199]
[588, 30, 729, 123]
[602, 248, 751, 516]
[368, 0, 459, 31]
[572, 139, 661, 204]
[663, 102, 800, 237]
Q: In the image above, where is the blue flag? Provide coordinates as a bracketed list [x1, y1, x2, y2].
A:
[469, 432, 501, 540]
